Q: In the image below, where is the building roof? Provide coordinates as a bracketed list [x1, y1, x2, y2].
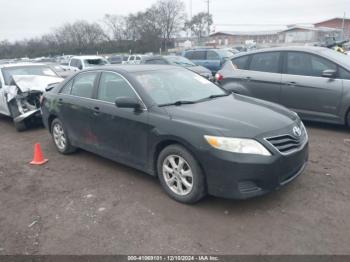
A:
[210, 30, 280, 37]
[280, 26, 342, 33]
[315, 17, 350, 25]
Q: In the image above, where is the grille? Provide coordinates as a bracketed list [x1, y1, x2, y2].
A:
[266, 134, 305, 154]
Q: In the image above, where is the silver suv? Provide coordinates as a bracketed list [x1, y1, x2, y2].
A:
[216, 46, 350, 127]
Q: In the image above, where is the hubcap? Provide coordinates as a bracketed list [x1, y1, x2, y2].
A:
[53, 123, 67, 150]
[162, 155, 193, 196]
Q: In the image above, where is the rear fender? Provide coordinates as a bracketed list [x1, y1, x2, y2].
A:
[221, 82, 251, 96]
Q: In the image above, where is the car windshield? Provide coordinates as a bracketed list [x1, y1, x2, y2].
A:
[133, 68, 227, 106]
[166, 56, 196, 67]
[321, 49, 350, 69]
[2, 66, 58, 85]
[83, 59, 108, 66]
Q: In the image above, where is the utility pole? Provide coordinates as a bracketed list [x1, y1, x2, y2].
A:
[206, 0, 210, 37]
[341, 12, 346, 39]
[189, 0, 192, 20]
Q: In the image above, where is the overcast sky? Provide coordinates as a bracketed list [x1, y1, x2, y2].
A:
[0, 0, 349, 41]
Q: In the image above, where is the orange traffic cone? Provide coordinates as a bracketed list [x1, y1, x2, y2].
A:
[30, 143, 48, 165]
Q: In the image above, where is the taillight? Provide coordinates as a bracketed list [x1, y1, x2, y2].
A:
[215, 73, 223, 81]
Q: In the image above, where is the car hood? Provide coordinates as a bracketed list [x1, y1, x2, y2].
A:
[12, 75, 64, 93]
[164, 94, 298, 138]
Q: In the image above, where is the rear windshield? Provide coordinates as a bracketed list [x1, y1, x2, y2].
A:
[83, 59, 108, 66]
[166, 56, 196, 67]
[2, 66, 58, 85]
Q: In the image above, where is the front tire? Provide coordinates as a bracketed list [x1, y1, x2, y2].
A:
[157, 144, 206, 204]
[14, 120, 28, 132]
[51, 118, 76, 154]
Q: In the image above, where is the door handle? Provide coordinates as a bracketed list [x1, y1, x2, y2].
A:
[245, 76, 252, 81]
[58, 98, 63, 104]
[286, 81, 297, 86]
[92, 106, 100, 115]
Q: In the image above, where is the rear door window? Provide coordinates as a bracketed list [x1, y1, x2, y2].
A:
[191, 51, 206, 60]
[71, 72, 98, 98]
[70, 59, 78, 67]
[76, 60, 83, 69]
[184, 51, 194, 59]
[232, 55, 250, 70]
[249, 52, 281, 73]
[206, 51, 220, 60]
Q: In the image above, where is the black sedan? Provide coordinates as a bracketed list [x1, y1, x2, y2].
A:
[41, 65, 309, 204]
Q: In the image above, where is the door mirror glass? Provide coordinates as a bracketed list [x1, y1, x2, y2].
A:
[322, 69, 337, 78]
[115, 97, 142, 110]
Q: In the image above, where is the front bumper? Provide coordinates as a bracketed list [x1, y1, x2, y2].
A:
[199, 142, 309, 199]
[13, 109, 42, 123]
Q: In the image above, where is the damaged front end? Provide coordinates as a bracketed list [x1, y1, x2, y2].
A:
[6, 75, 63, 129]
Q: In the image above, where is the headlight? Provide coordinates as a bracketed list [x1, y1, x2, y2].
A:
[204, 135, 271, 156]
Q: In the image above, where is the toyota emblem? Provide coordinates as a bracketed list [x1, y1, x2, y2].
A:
[293, 126, 302, 137]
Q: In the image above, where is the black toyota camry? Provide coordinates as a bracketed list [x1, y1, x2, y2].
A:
[41, 65, 308, 204]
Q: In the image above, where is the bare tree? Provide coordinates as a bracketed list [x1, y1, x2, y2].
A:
[154, 0, 186, 51]
[185, 12, 213, 40]
[102, 14, 126, 41]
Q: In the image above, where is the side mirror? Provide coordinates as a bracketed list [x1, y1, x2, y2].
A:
[322, 69, 337, 78]
[78, 65, 83, 70]
[115, 97, 142, 110]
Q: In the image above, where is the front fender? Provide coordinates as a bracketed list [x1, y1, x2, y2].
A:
[147, 134, 203, 176]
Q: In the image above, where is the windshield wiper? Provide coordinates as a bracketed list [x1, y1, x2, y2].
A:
[159, 100, 196, 107]
[199, 93, 230, 101]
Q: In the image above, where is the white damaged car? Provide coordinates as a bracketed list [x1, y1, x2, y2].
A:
[0, 63, 64, 131]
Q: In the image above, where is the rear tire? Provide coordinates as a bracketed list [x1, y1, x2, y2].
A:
[51, 118, 76, 154]
[157, 144, 206, 204]
[347, 111, 350, 128]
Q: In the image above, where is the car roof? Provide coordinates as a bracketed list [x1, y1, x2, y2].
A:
[185, 48, 217, 52]
[85, 64, 180, 73]
[143, 55, 165, 60]
[0, 62, 47, 69]
[232, 46, 329, 57]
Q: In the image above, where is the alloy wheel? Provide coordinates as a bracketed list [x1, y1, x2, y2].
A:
[162, 155, 193, 196]
[52, 122, 67, 151]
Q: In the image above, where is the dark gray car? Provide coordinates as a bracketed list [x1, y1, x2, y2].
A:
[142, 55, 213, 80]
[216, 46, 350, 127]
